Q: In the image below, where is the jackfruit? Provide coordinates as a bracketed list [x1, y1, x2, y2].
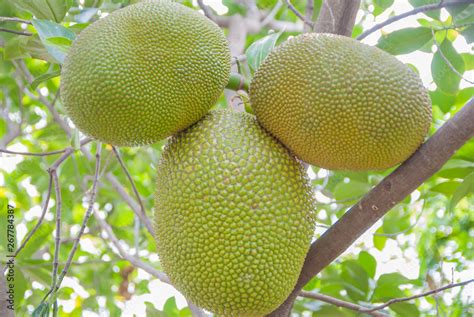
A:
[154, 110, 316, 316]
[250, 33, 432, 170]
[61, 0, 230, 146]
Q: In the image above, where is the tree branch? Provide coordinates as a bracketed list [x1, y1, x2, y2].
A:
[300, 278, 474, 315]
[270, 98, 474, 316]
[47, 168, 61, 314]
[0, 28, 32, 36]
[54, 144, 102, 293]
[361, 278, 474, 313]
[197, 0, 215, 21]
[93, 209, 170, 284]
[314, 0, 360, 36]
[0, 138, 92, 156]
[299, 291, 388, 317]
[0, 17, 31, 24]
[111, 147, 155, 236]
[284, 0, 314, 28]
[357, 0, 474, 40]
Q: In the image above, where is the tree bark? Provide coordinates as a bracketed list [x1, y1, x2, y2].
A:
[314, 0, 360, 36]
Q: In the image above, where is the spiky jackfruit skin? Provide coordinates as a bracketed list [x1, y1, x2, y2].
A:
[154, 110, 316, 316]
[250, 33, 432, 171]
[60, 0, 230, 146]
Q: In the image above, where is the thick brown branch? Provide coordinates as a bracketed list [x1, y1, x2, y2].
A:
[357, 0, 474, 40]
[299, 291, 388, 317]
[314, 0, 360, 36]
[270, 98, 474, 316]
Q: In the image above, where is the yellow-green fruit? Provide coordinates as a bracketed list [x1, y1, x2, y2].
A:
[155, 110, 316, 316]
[250, 33, 432, 170]
[61, 0, 230, 146]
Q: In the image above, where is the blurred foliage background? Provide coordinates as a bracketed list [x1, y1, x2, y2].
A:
[0, 0, 473, 316]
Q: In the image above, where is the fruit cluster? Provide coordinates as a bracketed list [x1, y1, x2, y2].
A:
[60, 1, 431, 316]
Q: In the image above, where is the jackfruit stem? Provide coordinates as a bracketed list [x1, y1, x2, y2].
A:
[226, 72, 249, 92]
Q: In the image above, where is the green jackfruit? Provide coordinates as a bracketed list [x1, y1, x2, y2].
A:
[61, 0, 230, 146]
[154, 110, 316, 316]
[250, 33, 432, 171]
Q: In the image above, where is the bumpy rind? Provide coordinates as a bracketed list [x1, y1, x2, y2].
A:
[154, 110, 316, 316]
[60, 0, 231, 146]
[250, 33, 432, 171]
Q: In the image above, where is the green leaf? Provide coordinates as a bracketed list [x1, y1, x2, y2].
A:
[377, 27, 432, 55]
[449, 4, 474, 24]
[31, 18, 76, 63]
[408, 0, 440, 19]
[431, 40, 465, 95]
[373, 227, 387, 251]
[32, 302, 50, 317]
[163, 297, 180, 317]
[340, 260, 369, 301]
[461, 53, 474, 70]
[31, 69, 60, 89]
[373, 0, 394, 16]
[429, 89, 456, 113]
[222, 0, 247, 15]
[74, 8, 99, 23]
[373, 273, 412, 301]
[145, 302, 166, 316]
[179, 308, 192, 317]
[333, 180, 370, 201]
[14, 0, 72, 22]
[17, 223, 54, 260]
[461, 25, 474, 43]
[245, 31, 282, 71]
[449, 172, 474, 212]
[390, 302, 420, 316]
[430, 181, 461, 196]
[358, 251, 377, 278]
[417, 18, 444, 29]
[4, 36, 30, 60]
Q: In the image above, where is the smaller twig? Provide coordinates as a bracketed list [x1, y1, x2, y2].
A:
[111, 146, 155, 236]
[357, 0, 474, 40]
[299, 291, 388, 317]
[93, 209, 170, 284]
[0, 28, 32, 36]
[284, 0, 314, 28]
[197, 0, 215, 21]
[48, 169, 61, 314]
[261, 0, 283, 27]
[0, 17, 31, 24]
[0, 138, 92, 157]
[361, 279, 474, 313]
[53, 144, 102, 293]
[431, 28, 474, 85]
[231, 54, 247, 65]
